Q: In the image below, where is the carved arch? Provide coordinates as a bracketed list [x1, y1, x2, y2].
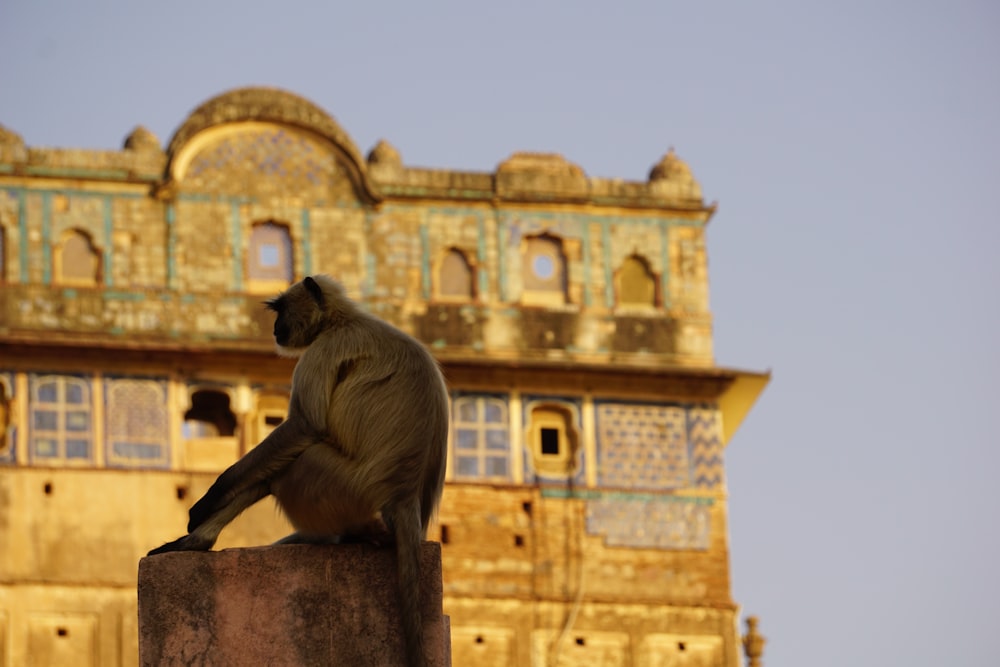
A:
[521, 233, 568, 306]
[435, 247, 475, 301]
[55, 228, 101, 286]
[247, 220, 294, 293]
[183, 387, 237, 438]
[615, 254, 658, 307]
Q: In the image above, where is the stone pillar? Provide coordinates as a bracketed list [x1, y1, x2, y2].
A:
[138, 543, 450, 666]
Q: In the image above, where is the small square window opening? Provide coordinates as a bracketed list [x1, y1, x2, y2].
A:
[540, 427, 560, 455]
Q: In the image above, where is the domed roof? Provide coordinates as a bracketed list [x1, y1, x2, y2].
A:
[123, 125, 162, 152]
[649, 148, 692, 181]
[163, 87, 377, 201]
[0, 123, 24, 147]
[166, 87, 365, 172]
[367, 139, 402, 169]
[648, 149, 702, 201]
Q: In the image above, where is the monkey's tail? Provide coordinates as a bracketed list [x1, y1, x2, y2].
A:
[391, 500, 428, 667]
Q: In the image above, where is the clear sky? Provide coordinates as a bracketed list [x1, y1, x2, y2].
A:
[2, 1, 997, 665]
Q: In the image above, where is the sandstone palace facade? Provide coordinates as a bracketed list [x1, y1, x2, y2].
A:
[0, 88, 767, 666]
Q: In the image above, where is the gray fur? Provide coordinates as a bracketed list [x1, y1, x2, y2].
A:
[149, 275, 449, 667]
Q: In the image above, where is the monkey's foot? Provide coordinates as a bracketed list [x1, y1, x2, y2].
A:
[274, 532, 338, 545]
[147, 533, 215, 556]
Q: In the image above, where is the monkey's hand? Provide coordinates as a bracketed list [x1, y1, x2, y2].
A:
[147, 533, 215, 556]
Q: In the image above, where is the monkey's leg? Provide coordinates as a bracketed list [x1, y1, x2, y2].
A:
[187, 419, 321, 533]
[339, 516, 393, 546]
[270, 442, 397, 535]
[147, 481, 270, 555]
[273, 518, 391, 546]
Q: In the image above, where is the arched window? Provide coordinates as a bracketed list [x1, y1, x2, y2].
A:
[56, 229, 100, 286]
[436, 248, 475, 301]
[616, 255, 657, 307]
[522, 234, 567, 306]
[247, 221, 293, 292]
[451, 395, 510, 481]
[182, 386, 240, 472]
[183, 389, 236, 438]
[29, 374, 93, 463]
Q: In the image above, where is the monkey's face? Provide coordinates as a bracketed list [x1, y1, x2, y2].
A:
[265, 296, 292, 346]
[265, 278, 328, 356]
[266, 297, 306, 355]
[272, 308, 292, 346]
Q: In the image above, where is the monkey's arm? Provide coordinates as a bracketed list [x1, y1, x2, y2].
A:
[146, 419, 322, 556]
[147, 480, 270, 554]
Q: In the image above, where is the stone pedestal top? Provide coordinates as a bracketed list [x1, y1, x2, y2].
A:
[138, 542, 449, 666]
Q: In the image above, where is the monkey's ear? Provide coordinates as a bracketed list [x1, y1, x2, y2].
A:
[304, 276, 325, 309]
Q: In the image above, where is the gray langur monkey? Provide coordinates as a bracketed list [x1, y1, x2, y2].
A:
[148, 275, 449, 667]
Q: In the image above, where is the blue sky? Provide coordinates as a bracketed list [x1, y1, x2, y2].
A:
[3, 1, 998, 665]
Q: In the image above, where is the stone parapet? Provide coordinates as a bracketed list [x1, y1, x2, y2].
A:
[0, 284, 712, 367]
[138, 543, 450, 667]
[0, 284, 714, 366]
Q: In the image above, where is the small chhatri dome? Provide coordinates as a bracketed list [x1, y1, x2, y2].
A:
[123, 125, 163, 153]
[649, 148, 691, 181]
[648, 148, 702, 201]
[0, 123, 27, 162]
[0, 123, 25, 147]
[367, 139, 402, 169]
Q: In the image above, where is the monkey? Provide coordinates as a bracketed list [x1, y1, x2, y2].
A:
[148, 275, 449, 667]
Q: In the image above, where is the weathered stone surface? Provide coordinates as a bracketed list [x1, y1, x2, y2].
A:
[0, 86, 767, 667]
[138, 543, 449, 667]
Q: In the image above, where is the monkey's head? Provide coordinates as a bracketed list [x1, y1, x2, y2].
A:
[265, 276, 348, 357]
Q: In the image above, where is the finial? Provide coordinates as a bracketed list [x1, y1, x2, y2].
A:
[742, 616, 766, 667]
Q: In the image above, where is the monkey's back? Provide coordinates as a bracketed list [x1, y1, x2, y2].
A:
[288, 314, 449, 533]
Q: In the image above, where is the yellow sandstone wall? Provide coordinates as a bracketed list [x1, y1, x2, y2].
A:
[0, 88, 765, 667]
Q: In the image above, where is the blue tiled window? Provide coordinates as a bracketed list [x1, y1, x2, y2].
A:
[452, 395, 511, 481]
[30, 374, 94, 463]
